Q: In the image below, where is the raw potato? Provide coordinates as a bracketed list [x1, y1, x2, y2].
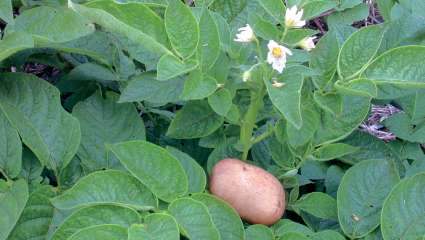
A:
[209, 158, 285, 225]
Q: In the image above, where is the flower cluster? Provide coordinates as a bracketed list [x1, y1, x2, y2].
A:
[234, 5, 316, 76]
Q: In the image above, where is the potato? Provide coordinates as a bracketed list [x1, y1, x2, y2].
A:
[209, 158, 285, 225]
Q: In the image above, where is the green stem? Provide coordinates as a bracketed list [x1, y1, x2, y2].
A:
[280, 27, 289, 43]
[240, 86, 266, 161]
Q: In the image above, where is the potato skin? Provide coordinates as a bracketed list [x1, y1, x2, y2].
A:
[209, 158, 285, 225]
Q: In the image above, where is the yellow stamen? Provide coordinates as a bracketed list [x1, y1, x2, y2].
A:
[272, 47, 283, 58]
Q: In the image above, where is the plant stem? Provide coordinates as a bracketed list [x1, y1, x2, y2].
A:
[240, 86, 266, 161]
[280, 27, 289, 43]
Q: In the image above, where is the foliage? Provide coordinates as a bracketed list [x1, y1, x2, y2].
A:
[0, 0, 425, 239]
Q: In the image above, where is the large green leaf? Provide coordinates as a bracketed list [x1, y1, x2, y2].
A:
[51, 170, 157, 210]
[337, 160, 400, 238]
[293, 192, 338, 220]
[256, 0, 285, 23]
[85, 0, 168, 46]
[381, 173, 425, 240]
[310, 31, 339, 89]
[8, 185, 56, 240]
[208, 88, 233, 116]
[286, 102, 320, 147]
[167, 101, 224, 139]
[312, 143, 359, 161]
[181, 70, 218, 100]
[157, 54, 198, 81]
[0, 73, 80, 173]
[119, 72, 185, 104]
[0, 0, 13, 24]
[314, 95, 370, 145]
[338, 25, 385, 79]
[0, 110, 21, 179]
[165, 0, 199, 59]
[11, 6, 94, 43]
[266, 73, 304, 129]
[72, 91, 145, 172]
[246, 225, 274, 240]
[51, 205, 140, 240]
[302, 0, 337, 20]
[128, 215, 180, 240]
[384, 112, 425, 143]
[198, 8, 220, 70]
[0, 179, 29, 240]
[68, 224, 128, 240]
[166, 147, 206, 193]
[144, 213, 180, 240]
[168, 197, 220, 240]
[69, 1, 171, 57]
[110, 141, 188, 202]
[311, 230, 346, 240]
[0, 32, 34, 62]
[362, 46, 425, 86]
[192, 193, 245, 240]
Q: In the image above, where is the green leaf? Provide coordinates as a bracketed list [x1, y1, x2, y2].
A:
[208, 88, 233, 116]
[119, 72, 185, 104]
[311, 230, 346, 240]
[384, 112, 425, 143]
[381, 172, 425, 240]
[166, 147, 207, 193]
[327, 3, 369, 28]
[51, 170, 158, 210]
[69, 1, 171, 57]
[0, 0, 13, 24]
[286, 103, 320, 147]
[313, 92, 342, 116]
[312, 143, 359, 161]
[376, 0, 395, 21]
[0, 179, 29, 240]
[67, 224, 128, 240]
[19, 149, 43, 184]
[0, 73, 81, 173]
[144, 213, 180, 240]
[0, 110, 21, 179]
[157, 54, 198, 81]
[248, 13, 280, 40]
[314, 95, 370, 145]
[266, 74, 304, 129]
[362, 46, 425, 87]
[110, 141, 188, 202]
[168, 197, 220, 240]
[246, 225, 274, 240]
[337, 160, 400, 238]
[256, 0, 285, 23]
[73, 91, 145, 173]
[338, 25, 385, 79]
[198, 8, 220, 70]
[192, 193, 245, 240]
[0, 32, 34, 62]
[278, 232, 309, 240]
[335, 79, 378, 98]
[273, 219, 314, 237]
[129, 215, 180, 240]
[165, 0, 199, 59]
[8, 185, 56, 240]
[11, 6, 94, 43]
[302, 0, 337, 20]
[63, 63, 118, 82]
[181, 70, 218, 100]
[51, 205, 140, 240]
[167, 101, 224, 139]
[285, 29, 318, 46]
[85, 0, 168, 46]
[293, 192, 338, 220]
[310, 31, 339, 89]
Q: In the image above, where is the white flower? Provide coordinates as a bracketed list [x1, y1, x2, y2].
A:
[285, 6, 306, 28]
[267, 40, 292, 73]
[242, 70, 251, 82]
[234, 24, 255, 43]
[298, 37, 316, 51]
[272, 80, 285, 88]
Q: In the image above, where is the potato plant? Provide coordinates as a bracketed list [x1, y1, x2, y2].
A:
[1, 0, 425, 239]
